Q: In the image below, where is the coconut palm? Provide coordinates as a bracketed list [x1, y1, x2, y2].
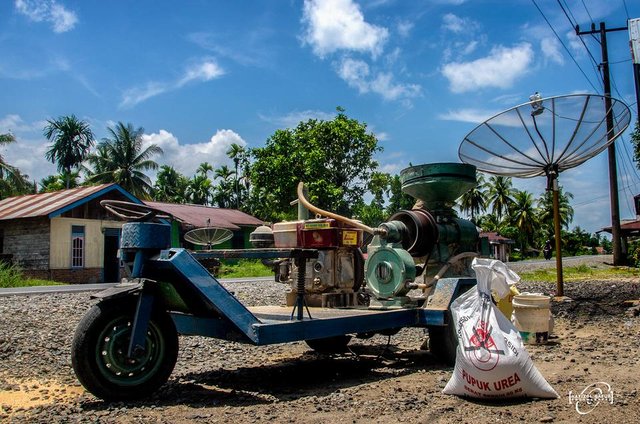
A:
[509, 190, 539, 252]
[43, 115, 94, 188]
[537, 187, 574, 232]
[85, 122, 163, 199]
[487, 175, 516, 221]
[458, 172, 488, 224]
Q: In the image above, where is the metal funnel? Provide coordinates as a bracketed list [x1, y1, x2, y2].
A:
[400, 163, 476, 210]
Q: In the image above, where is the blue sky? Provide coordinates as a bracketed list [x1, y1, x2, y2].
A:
[1, 0, 639, 233]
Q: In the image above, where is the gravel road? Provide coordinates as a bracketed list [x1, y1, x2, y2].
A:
[1, 256, 639, 423]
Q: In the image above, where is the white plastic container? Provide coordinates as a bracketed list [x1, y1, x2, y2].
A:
[272, 221, 302, 248]
[511, 293, 552, 344]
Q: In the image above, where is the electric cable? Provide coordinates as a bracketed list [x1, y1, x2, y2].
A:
[532, 0, 601, 93]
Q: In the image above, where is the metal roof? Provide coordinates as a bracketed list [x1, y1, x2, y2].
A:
[144, 201, 263, 231]
[0, 184, 139, 221]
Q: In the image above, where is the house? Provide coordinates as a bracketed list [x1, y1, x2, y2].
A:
[479, 231, 515, 262]
[144, 201, 264, 250]
[0, 185, 265, 284]
[0, 184, 140, 283]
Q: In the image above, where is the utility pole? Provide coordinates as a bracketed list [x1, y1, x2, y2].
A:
[576, 22, 628, 266]
[630, 18, 640, 123]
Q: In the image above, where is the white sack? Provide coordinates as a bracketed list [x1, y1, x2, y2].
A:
[443, 258, 558, 399]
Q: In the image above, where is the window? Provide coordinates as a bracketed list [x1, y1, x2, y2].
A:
[71, 225, 85, 268]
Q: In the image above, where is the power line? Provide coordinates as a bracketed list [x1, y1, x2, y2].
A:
[532, 0, 601, 92]
[580, 0, 594, 25]
[555, 0, 603, 90]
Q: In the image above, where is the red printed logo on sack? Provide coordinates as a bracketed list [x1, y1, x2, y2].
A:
[464, 320, 504, 371]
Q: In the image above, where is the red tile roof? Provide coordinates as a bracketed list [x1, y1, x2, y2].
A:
[144, 201, 263, 230]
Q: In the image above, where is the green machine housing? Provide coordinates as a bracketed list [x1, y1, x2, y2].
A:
[365, 162, 484, 307]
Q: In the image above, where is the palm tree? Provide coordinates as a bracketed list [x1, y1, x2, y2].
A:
[85, 122, 163, 199]
[459, 172, 488, 224]
[197, 162, 214, 178]
[40, 171, 81, 192]
[487, 175, 516, 221]
[537, 187, 574, 233]
[0, 132, 30, 197]
[509, 190, 538, 252]
[187, 174, 212, 205]
[212, 165, 235, 208]
[43, 115, 94, 189]
[153, 165, 189, 203]
[226, 143, 246, 208]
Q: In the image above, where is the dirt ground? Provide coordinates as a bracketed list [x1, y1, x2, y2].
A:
[1, 274, 639, 423]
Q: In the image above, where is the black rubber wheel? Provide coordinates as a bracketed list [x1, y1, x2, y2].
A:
[71, 299, 179, 401]
[428, 311, 458, 366]
[305, 335, 352, 353]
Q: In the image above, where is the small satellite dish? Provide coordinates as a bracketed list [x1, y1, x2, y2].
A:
[184, 227, 233, 249]
[458, 93, 631, 296]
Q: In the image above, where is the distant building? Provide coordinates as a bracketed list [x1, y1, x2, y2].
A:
[144, 201, 263, 250]
[0, 185, 264, 284]
[479, 231, 515, 262]
[0, 184, 139, 283]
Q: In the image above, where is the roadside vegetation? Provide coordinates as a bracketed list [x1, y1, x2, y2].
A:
[519, 264, 640, 283]
[216, 259, 274, 279]
[0, 262, 62, 288]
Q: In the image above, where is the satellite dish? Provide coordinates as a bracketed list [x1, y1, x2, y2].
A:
[459, 93, 632, 296]
[184, 227, 233, 249]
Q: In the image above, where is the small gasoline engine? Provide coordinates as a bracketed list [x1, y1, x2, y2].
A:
[251, 162, 484, 309]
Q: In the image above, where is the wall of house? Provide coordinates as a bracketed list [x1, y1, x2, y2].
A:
[50, 217, 123, 268]
[49, 217, 123, 283]
[0, 217, 50, 271]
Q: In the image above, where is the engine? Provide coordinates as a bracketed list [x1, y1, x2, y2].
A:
[250, 162, 486, 310]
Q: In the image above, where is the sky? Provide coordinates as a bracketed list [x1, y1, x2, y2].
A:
[1, 0, 639, 233]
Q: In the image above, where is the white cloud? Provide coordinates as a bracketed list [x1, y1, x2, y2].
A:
[177, 61, 225, 87]
[336, 58, 420, 101]
[301, 0, 389, 58]
[441, 43, 534, 93]
[141, 129, 246, 178]
[15, 0, 77, 33]
[442, 13, 465, 33]
[397, 20, 414, 38]
[120, 59, 224, 109]
[540, 37, 564, 65]
[437, 108, 498, 124]
[258, 110, 337, 128]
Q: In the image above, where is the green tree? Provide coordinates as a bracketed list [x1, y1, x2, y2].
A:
[187, 174, 212, 205]
[85, 122, 163, 199]
[250, 107, 381, 221]
[458, 172, 488, 224]
[386, 175, 415, 214]
[153, 165, 189, 202]
[197, 162, 214, 178]
[486, 175, 516, 220]
[509, 190, 538, 252]
[226, 143, 247, 209]
[43, 115, 94, 189]
[354, 171, 391, 227]
[40, 171, 81, 192]
[630, 120, 640, 166]
[537, 187, 574, 234]
[0, 132, 30, 197]
[212, 165, 235, 208]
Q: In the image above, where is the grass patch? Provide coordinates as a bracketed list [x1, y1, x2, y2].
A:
[519, 265, 640, 283]
[217, 259, 274, 279]
[0, 262, 63, 288]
